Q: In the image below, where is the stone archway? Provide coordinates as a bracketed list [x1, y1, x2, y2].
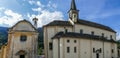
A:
[16, 50, 27, 58]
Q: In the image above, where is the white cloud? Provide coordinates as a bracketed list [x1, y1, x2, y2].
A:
[28, 10, 63, 27]
[28, 0, 35, 5]
[28, 1, 64, 27]
[0, 9, 23, 27]
[115, 29, 120, 40]
[0, 0, 64, 27]
[31, 1, 44, 12]
[36, 1, 44, 7]
[0, 7, 5, 11]
[47, 1, 57, 9]
[32, 7, 42, 12]
[28, 0, 44, 7]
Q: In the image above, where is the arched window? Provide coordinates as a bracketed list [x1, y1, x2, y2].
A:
[20, 35, 27, 42]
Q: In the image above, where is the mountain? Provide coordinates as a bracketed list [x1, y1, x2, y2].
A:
[0, 27, 8, 45]
[37, 27, 44, 49]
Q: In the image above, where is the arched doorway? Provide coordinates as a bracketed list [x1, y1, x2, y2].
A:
[16, 50, 27, 58]
[20, 55, 25, 58]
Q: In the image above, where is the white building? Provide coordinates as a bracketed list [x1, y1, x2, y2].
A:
[43, 0, 118, 58]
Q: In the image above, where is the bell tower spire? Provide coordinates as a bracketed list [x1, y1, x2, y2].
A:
[71, 0, 77, 10]
[68, 0, 79, 23]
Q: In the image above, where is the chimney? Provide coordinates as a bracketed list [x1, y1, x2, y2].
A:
[33, 17, 38, 28]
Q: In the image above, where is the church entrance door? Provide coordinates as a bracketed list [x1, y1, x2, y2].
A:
[96, 53, 99, 58]
[20, 55, 25, 58]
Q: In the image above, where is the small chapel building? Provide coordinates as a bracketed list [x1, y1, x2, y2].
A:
[0, 18, 38, 58]
[43, 0, 118, 58]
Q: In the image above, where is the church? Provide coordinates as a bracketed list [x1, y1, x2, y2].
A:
[0, 0, 118, 58]
[43, 0, 118, 58]
[0, 18, 38, 58]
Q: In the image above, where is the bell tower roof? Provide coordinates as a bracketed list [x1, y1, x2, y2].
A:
[70, 0, 77, 10]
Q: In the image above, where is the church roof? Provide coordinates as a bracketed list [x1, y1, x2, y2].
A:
[52, 32, 117, 43]
[44, 19, 116, 33]
[44, 20, 73, 27]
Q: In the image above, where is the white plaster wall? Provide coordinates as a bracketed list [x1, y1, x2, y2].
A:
[80, 39, 91, 58]
[57, 26, 73, 33]
[75, 24, 116, 40]
[60, 38, 63, 58]
[60, 38, 79, 58]
[53, 39, 59, 58]
[104, 42, 111, 58]
[53, 37, 118, 58]
[46, 26, 73, 58]
[47, 27, 55, 42]
[114, 43, 118, 58]
[47, 27, 55, 58]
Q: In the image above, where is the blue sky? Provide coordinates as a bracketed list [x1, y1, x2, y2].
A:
[0, 0, 120, 39]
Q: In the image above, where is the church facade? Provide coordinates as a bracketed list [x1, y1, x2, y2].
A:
[0, 18, 38, 58]
[43, 0, 118, 58]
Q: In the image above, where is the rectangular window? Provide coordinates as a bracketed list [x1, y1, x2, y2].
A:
[110, 35, 113, 39]
[74, 47, 77, 53]
[93, 48, 95, 53]
[67, 40, 70, 43]
[80, 29, 83, 34]
[67, 47, 70, 53]
[74, 40, 77, 43]
[102, 33, 104, 37]
[20, 35, 27, 42]
[99, 48, 102, 53]
[65, 29, 68, 33]
[91, 31, 94, 35]
[112, 49, 114, 53]
[49, 42, 53, 50]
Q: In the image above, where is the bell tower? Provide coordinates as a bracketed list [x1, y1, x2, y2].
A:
[68, 0, 79, 23]
[33, 17, 38, 28]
